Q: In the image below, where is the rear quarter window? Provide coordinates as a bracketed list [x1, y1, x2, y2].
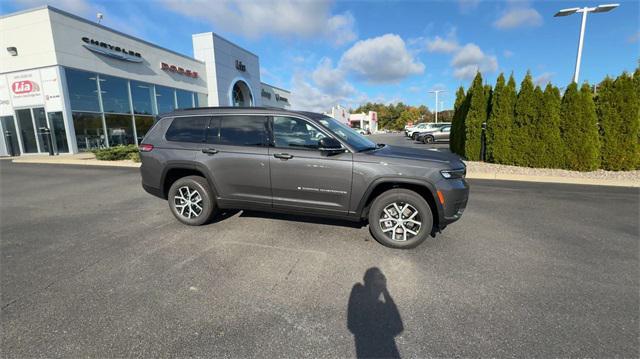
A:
[165, 116, 208, 143]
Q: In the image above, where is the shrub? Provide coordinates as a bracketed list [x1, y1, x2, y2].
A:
[450, 86, 468, 156]
[512, 72, 537, 166]
[463, 72, 487, 161]
[597, 73, 640, 170]
[92, 145, 139, 161]
[560, 83, 600, 171]
[486, 74, 516, 164]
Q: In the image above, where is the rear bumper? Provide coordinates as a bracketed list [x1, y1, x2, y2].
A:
[142, 183, 164, 199]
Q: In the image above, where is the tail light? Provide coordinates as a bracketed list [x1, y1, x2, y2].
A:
[139, 144, 154, 152]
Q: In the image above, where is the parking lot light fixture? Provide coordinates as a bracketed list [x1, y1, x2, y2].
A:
[428, 90, 446, 123]
[554, 3, 620, 83]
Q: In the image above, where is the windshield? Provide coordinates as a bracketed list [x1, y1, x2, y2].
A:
[315, 116, 378, 152]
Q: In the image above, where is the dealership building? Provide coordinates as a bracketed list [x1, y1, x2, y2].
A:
[0, 5, 291, 156]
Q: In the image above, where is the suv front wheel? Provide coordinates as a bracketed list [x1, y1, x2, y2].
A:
[368, 189, 433, 249]
[168, 175, 216, 226]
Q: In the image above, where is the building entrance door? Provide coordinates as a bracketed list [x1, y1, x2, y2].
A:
[14, 107, 55, 154]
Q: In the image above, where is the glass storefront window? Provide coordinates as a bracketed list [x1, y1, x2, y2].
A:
[196, 93, 207, 108]
[73, 112, 105, 151]
[105, 114, 134, 146]
[134, 115, 154, 143]
[176, 90, 193, 109]
[155, 86, 175, 114]
[66, 68, 100, 112]
[47, 112, 69, 153]
[131, 81, 154, 115]
[100, 75, 130, 114]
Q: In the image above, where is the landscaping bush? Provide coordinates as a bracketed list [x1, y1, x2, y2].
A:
[463, 72, 487, 161]
[450, 86, 468, 157]
[597, 72, 640, 170]
[560, 83, 600, 171]
[455, 67, 637, 171]
[92, 145, 139, 161]
[486, 73, 516, 165]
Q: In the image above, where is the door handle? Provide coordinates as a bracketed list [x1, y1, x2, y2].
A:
[273, 153, 294, 160]
[202, 148, 218, 155]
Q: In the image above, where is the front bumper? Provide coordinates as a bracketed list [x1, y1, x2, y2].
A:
[435, 178, 469, 226]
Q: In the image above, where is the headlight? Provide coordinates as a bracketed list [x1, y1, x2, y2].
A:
[440, 168, 466, 179]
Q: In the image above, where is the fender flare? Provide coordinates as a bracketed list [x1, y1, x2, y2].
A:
[160, 161, 220, 200]
[355, 177, 442, 221]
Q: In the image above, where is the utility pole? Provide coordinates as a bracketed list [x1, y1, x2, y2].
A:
[554, 4, 619, 83]
[428, 90, 445, 123]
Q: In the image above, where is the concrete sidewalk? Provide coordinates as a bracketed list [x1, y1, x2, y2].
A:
[6, 154, 638, 187]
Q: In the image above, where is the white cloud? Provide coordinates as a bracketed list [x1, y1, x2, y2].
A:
[494, 6, 543, 29]
[503, 49, 514, 58]
[534, 72, 554, 86]
[426, 36, 460, 53]
[339, 34, 425, 83]
[311, 58, 355, 97]
[162, 0, 356, 46]
[628, 31, 640, 44]
[290, 73, 364, 113]
[451, 43, 498, 80]
[457, 0, 481, 13]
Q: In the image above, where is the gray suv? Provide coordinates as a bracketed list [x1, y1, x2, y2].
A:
[139, 107, 468, 248]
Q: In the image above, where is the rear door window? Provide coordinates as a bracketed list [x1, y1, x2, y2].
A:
[219, 115, 268, 147]
[165, 116, 207, 143]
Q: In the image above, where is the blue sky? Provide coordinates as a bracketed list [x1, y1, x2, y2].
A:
[2, 0, 638, 112]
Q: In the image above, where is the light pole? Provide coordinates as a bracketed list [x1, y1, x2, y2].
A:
[554, 3, 619, 83]
[428, 90, 445, 123]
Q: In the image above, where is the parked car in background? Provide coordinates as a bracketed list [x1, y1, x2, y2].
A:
[417, 125, 451, 144]
[139, 107, 468, 249]
[407, 122, 451, 140]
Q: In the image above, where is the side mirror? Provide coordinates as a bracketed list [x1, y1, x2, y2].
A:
[318, 137, 344, 154]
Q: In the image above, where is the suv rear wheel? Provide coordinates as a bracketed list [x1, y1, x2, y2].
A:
[168, 175, 216, 226]
[368, 189, 433, 249]
[423, 135, 435, 144]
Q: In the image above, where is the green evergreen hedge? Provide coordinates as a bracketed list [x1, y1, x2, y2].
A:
[92, 145, 139, 161]
[451, 68, 639, 171]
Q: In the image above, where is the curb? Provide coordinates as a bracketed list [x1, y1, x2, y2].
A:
[11, 158, 141, 168]
[466, 172, 639, 188]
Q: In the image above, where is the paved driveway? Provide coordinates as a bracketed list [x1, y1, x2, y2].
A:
[0, 159, 637, 357]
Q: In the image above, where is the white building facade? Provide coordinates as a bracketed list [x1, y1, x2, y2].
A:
[349, 111, 379, 133]
[0, 6, 290, 156]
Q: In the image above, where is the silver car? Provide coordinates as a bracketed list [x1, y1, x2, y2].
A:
[417, 125, 451, 144]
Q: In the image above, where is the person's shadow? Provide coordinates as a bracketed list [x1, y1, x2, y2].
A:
[347, 267, 404, 358]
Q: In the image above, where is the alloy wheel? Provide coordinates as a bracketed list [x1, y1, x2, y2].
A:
[378, 202, 422, 241]
[174, 185, 203, 219]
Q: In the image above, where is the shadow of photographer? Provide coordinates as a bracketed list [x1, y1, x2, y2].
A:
[347, 267, 404, 359]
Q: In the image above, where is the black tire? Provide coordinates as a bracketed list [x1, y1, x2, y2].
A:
[423, 135, 434, 144]
[411, 133, 418, 141]
[368, 189, 433, 249]
[168, 175, 216, 226]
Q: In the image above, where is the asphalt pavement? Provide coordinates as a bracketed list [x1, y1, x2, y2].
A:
[0, 150, 638, 357]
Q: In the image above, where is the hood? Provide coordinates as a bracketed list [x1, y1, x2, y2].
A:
[363, 145, 464, 167]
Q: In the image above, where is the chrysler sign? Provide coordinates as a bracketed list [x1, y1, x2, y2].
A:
[81, 37, 143, 63]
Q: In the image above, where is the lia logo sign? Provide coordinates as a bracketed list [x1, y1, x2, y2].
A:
[11, 80, 40, 94]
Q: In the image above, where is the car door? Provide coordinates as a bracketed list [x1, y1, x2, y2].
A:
[268, 116, 353, 214]
[437, 126, 451, 141]
[195, 114, 271, 207]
